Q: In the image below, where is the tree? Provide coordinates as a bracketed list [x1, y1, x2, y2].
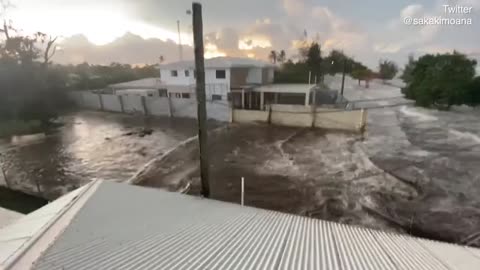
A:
[351, 67, 373, 88]
[269, 50, 277, 64]
[278, 50, 286, 63]
[378, 60, 398, 82]
[403, 52, 477, 109]
[401, 54, 416, 85]
[306, 42, 322, 78]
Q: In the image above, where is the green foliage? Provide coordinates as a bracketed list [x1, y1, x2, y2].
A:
[401, 54, 416, 85]
[466, 76, 480, 106]
[274, 60, 311, 83]
[378, 60, 398, 81]
[305, 42, 322, 77]
[402, 52, 477, 109]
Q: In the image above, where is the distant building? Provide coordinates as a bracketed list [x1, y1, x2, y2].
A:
[108, 57, 275, 101]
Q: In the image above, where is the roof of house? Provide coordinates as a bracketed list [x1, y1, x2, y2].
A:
[108, 77, 164, 89]
[1, 180, 480, 270]
[160, 56, 274, 69]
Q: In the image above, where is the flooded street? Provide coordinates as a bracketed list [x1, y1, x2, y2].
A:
[0, 111, 200, 199]
[1, 78, 479, 247]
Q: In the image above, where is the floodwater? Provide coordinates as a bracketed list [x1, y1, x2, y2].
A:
[134, 76, 480, 247]
[0, 111, 200, 200]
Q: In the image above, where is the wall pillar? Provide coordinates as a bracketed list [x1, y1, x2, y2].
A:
[98, 94, 104, 111]
[241, 89, 245, 109]
[168, 95, 174, 117]
[141, 96, 149, 115]
[118, 95, 125, 113]
[260, 92, 264, 111]
[248, 92, 252, 109]
[304, 91, 310, 106]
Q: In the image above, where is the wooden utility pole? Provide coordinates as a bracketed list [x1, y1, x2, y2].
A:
[340, 57, 347, 96]
[192, 2, 210, 198]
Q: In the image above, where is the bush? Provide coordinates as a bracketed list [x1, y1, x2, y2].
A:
[402, 52, 477, 109]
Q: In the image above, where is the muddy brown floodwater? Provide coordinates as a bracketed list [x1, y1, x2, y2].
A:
[133, 123, 416, 234]
[0, 111, 210, 200]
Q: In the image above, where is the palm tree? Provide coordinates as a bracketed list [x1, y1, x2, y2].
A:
[269, 50, 277, 64]
[278, 50, 286, 63]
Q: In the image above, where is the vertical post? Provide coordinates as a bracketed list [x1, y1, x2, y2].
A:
[274, 93, 278, 104]
[241, 177, 245, 206]
[260, 92, 264, 111]
[98, 94, 104, 111]
[167, 94, 174, 117]
[177, 20, 183, 61]
[193, 2, 210, 198]
[308, 71, 311, 85]
[118, 95, 125, 113]
[311, 88, 317, 128]
[141, 96, 148, 115]
[304, 90, 310, 106]
[241, 89, 245, 109]
[314, 75, 317, 85]
[341, 58, 347, 96]
[248, 92, 252, 109]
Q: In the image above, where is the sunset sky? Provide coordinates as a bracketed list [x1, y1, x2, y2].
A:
[3, 0, 479, 68]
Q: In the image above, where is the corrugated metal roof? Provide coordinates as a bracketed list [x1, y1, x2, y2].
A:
[0, 185, 87, 268]
[2, 181, 479, 270]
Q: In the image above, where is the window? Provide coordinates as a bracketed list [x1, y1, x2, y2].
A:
[147, 93, 153, 97]
[171, 70, 178, 77]
[182, 93, 191, 99]
[175, 93, 181, 98]
[158, 89, 168, 97]
[184, 70, 190, 77]
[216, 69, 226, 79]
[212, 94, 222, 101]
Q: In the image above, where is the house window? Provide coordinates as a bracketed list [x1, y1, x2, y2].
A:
[212, 94, 222, 101]
[147, 93, 153, 97]
[171, 70, 178, 77]
[216, 69, 226, 79]
[158, 89, 168, 97]
[185, 70, 190, 77]
[182, 93, 191, 99]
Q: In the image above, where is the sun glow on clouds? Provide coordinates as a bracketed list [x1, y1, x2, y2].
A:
[8, 3, 191, 46]
[238, 38, 272, 50]
[205, 44, 226, 58]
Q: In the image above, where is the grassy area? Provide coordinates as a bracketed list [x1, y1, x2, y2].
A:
[0, 120, 44, 138]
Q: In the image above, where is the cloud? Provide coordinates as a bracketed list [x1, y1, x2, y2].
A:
[54, 32, 192, 65]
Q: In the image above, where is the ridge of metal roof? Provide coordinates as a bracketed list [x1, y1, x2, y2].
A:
[0, 181, 99, 270]
[3, 180, 480, 270]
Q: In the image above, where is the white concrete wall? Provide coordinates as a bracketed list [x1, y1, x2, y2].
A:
[101, 95, 122, 112]
[69, 91, 230, 122]
[145, 97, 170, 116]
[82, 93, 101, 109]
[123, 96, 145, 114]
[232, 104, 364, 131]
[171, 98, 197, 118]
[314, 109, 366, 131]
[233, 109, 269, 123]
[207, 101, 231, 122]
[246, 68, 262, 84]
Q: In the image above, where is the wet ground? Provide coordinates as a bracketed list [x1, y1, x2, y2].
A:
[0, 111, 201, 200]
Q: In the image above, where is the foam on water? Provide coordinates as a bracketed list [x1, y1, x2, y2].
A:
[399, 106, 438, 121]
[448, 129, 480, 144]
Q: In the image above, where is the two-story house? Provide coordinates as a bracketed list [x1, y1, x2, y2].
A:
[159, 56, 275, 100]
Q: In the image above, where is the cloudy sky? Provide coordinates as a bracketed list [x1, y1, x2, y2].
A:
[3, 0, 480, 68]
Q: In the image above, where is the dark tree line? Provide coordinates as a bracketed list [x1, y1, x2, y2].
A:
[273, 43, 378, 87]
[0, 2, 158, 135]
[401, 51, 479, 109]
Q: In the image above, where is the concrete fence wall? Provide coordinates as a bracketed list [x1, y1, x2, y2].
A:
[232, 104, 366, 132]
[69, 91, 229, 122]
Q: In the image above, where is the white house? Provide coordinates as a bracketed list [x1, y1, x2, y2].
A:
[158, 56, 275, 100]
